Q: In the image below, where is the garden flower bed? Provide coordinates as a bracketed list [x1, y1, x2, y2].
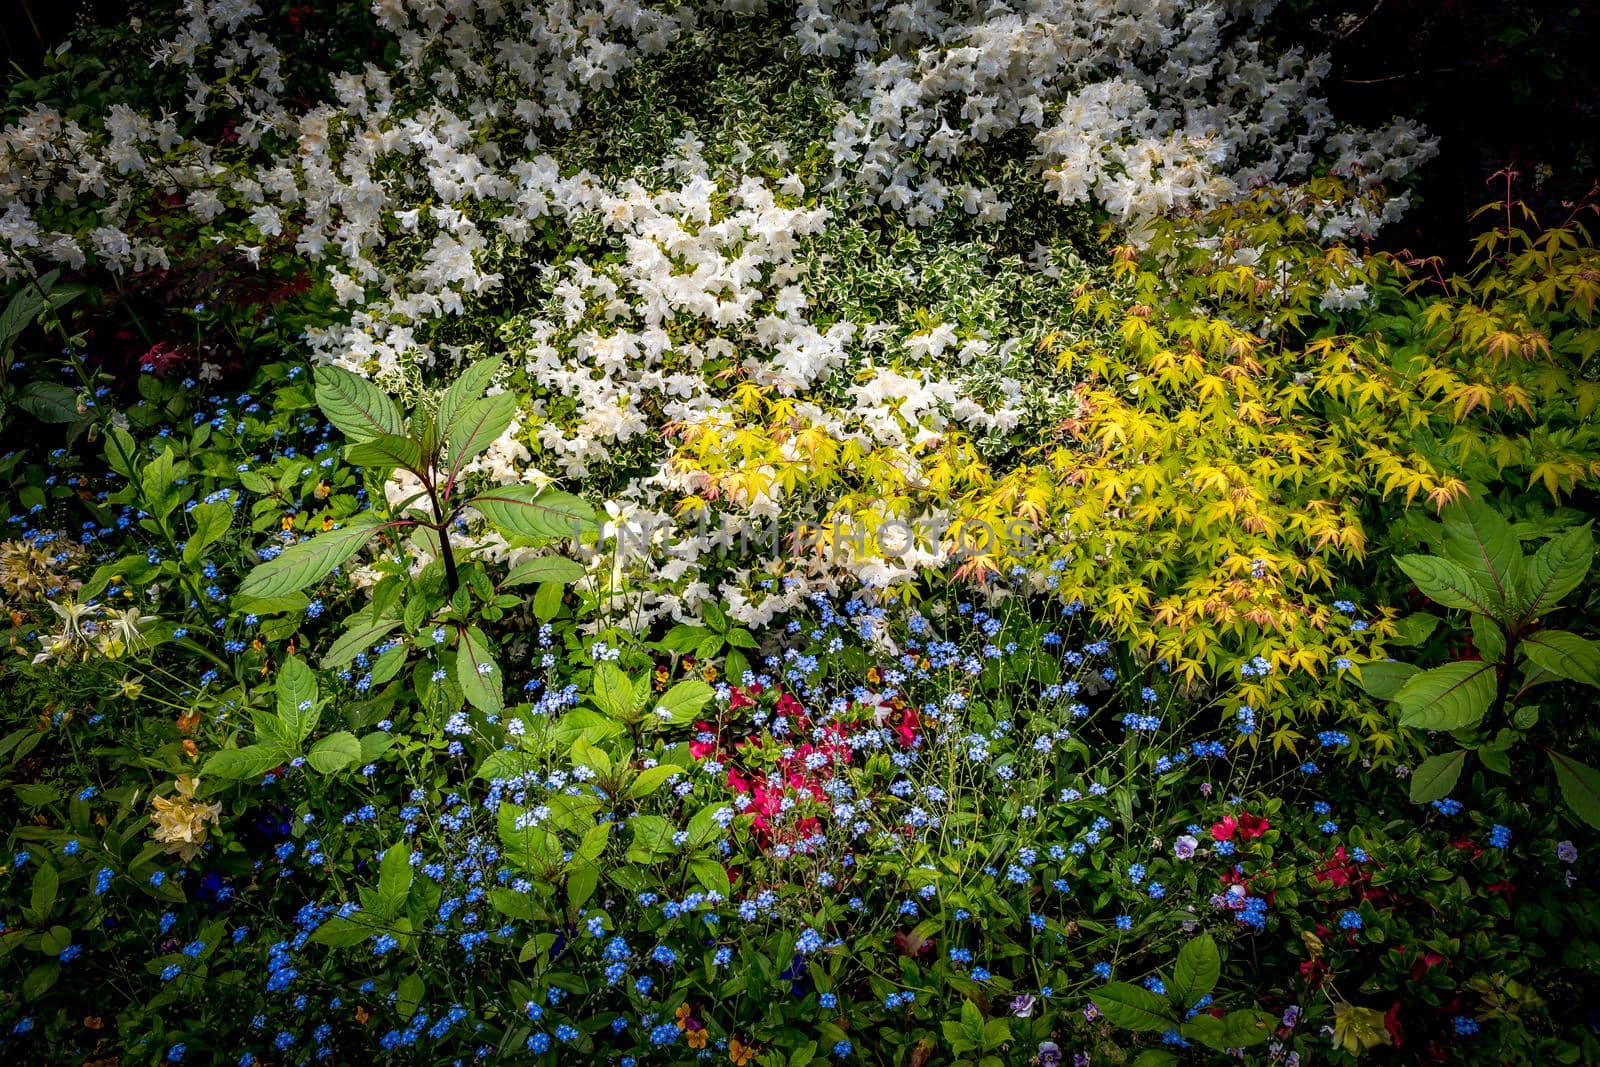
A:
[0, 1, 1597, 1063]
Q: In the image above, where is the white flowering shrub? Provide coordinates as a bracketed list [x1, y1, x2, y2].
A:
[0, 0, 1437, 629]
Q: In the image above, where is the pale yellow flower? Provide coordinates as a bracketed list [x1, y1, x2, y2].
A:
[149, 776, 221, 861]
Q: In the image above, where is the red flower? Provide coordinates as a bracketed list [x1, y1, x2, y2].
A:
[893, 706, 920, 747]
[1237, 813, 1271, 839]
[689, 721, 718, 760]
[1408, 950, 1447, 982]
[1211, 815, 1238, 841]
[1383, 1002, 1404, 1048]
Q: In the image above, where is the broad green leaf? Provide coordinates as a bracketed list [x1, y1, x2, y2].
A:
[308, 916, 375, 948]
[1523, 524, 1593, 617]
[360, 732, 397, 763]
[375, 842, 412, 919]
[103, 424, 139, 480]
[626, 814, 675, 861]
[689, 857, 731, 897]
[182, 501, 233, 565]
[457, 625, 503, 713]
[593, 663, 638, 720]
[1395, 661, 1496, 731]
[1178, 1015, 1229, 1052]
[629, 764, 678, 799]
[443, 392, 517, 484]
[1220, 1009, 1278, 1047]
[275, 655, 319, 744]
[1355, 660, 1419, 701]
[503, 555, 586, 587]
[469, 486, 597, 541]
[1395, 554, 1496, 615]
[29, 863, 58, 920]
[1091, 982, 1177, 1032]
[205, 744, 288, 780]
[1441, 500, 1522, 615]
[1171, 932, 1220, 1006]
[313, 365, 403, 442]
[322, 617, 400, 669]
[239, 518, 393, 599]
[1132, 1052, 1180, 1067]
[961, 999, 984, 1046]
[655, 678, 714, 725]
[397, 973, 425, 1018]
[1551, 750, 1600, 830]
[533, 580, 564, 621]
[1521, 629, 1600, 688]
[436, 356, 503, 444]
[306, 731, 361, 774]
[39, 925, 70, 956]
[16, 382, 79, 423]
[344, 433, 424, 474]
[1408, 748, 1468, 803]
[1470, 613, 1505, 661]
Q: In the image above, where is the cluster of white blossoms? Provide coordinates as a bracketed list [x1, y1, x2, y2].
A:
[0, 0, 1436, 628]
[814, 0, 1435, 235]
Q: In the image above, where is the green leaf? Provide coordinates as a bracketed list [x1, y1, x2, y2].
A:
[39, 925, 70, 956]
[1523, 524, 1593, 617]
[182, 501, 233, 565]
[1091, 982, 1177, 1032]
[533, 580, 564, 621]
[654, 678, 714, 725]
[436, 356, 503, 443]
[1132, 1053, 1180, 1067]
[306, 732, 361, 774]
[1521, 630, 1600, 688]
[1395, 555, 1497, 615]
[276, 655, 319, 744]
[626, 815, 675, 861]
[443, 392, 518, 484]
[360, 732, 397, 763]
[1395, 661, 1496, 731]
[397, 973, 425, 1018]
[469, 486, 597, 542]
[308, 915, 375, 948]
[1440, 500, 1523, 616]
[1178, 1015, 1229, 1052]
[503, 555, 586, 587]
[205, 744, 288, 780]
[1409, 748, 1468, 804]
[314, 365, 403, 443]
[23, 961, 59, 1000]
[1470, 613, 1505, 661]
[1394, 613, 1442, 649]
[593, 663, 638, 720]
[375, 842, 412, 919]
[15, 382, 79, 423]
[1551, 751, 1600, 830]
[1171, 932, 1220, 1006]
[239, 517, 393, 599]
[344, 433, 425, 474]
[689, 857, 731, 897]
[322, 618, 400, 669]
[103, 424, 138, 480]
[1219, 1009, 1278, 1047]
[628, 764, 678, 798]
[960, 998, 984, 1046]
[457, 625, 503, 713]
[1356, 659, 1419, 701]
[29, 863, 58, 920]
